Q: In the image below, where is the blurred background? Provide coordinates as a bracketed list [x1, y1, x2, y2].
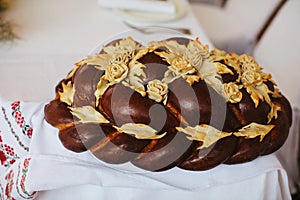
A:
[1, 0, 299, 199]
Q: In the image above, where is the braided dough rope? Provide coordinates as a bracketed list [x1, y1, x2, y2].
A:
[44, 37, 292, 171]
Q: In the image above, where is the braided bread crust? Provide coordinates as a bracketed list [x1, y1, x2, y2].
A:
[44, 37, 292, 171]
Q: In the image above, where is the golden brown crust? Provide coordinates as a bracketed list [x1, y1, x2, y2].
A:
[90, 129, 150, 164]
[262, 95, 292, 155]
[44, 99, 77, 130]
[132, 130, 194, 171]
[179, 136, 237, 170]
[59, 123, 105, 152]
[73, 64, 105, 107]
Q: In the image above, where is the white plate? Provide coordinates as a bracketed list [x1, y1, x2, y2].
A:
[114, 0, 187, 23]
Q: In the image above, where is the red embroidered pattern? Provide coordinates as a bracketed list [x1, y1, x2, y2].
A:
[11, 102, 33, 139]
[0, 180, 4, 200]
[16, 158, 35, 199]
[1, 107, 29, 152]
[0, 134, 19, 168]
[4, 170, 16, 200]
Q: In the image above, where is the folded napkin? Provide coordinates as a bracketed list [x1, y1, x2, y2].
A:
[0, 97, 292, 200]
[98, 0, 177, 14]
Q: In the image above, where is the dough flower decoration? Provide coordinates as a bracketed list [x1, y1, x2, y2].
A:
[210, 49, 239, 74]
[177, 122, 274, 150]
[73, 37, 149, 104]
[146, 79, 168, 104]
[69, 106, 109, 124]
[114, 123, 167, 140]
[155, 38, 210, 84]
[105, 57, 129, 83]
[238, 55, 281, 122]
[58, 81, 75, 106]
[209, 50, 282, 122]
[151, 38, 227, 97]
[121, 46, 150, 97]
[223, 82, 243, 103]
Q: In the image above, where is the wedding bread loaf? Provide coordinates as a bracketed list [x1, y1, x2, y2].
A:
[44, 37, 292, 171]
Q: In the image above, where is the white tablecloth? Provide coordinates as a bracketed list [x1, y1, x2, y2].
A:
[0, 0, 293, 199]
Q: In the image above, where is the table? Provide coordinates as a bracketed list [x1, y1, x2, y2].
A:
[0, 0, 292, 199]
